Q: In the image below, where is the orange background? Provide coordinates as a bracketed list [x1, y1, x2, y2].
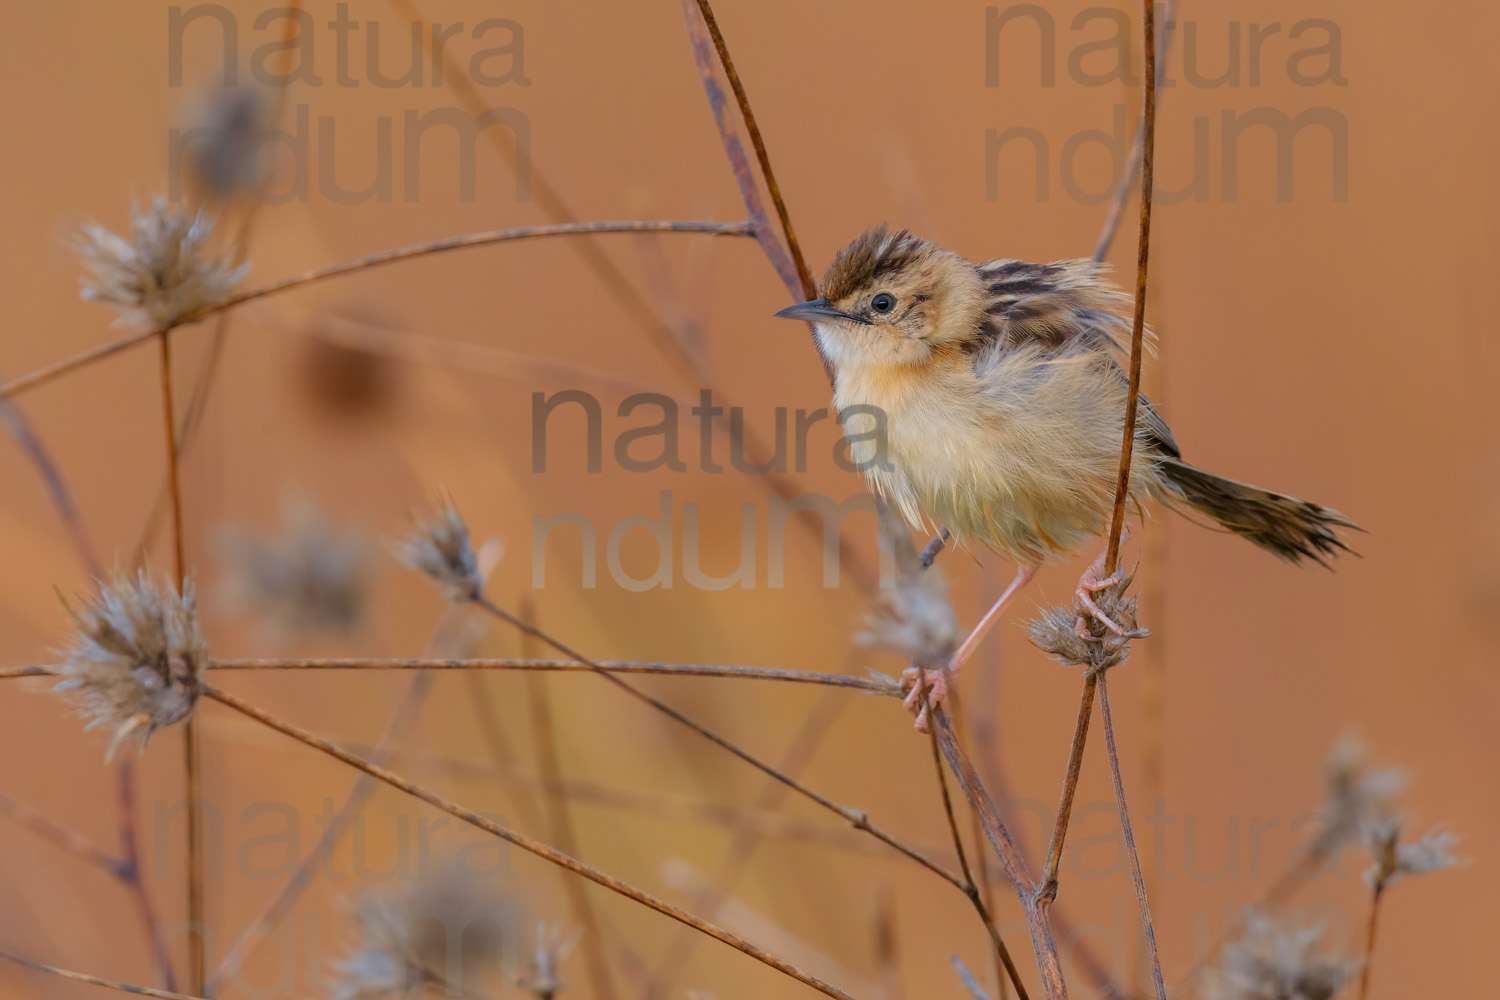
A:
[0, 1, 1493, 998]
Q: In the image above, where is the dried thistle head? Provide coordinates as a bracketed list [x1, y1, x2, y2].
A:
[179, 84, 271, 202]
[1027, 568, 1145, 673]
[54, 571, 206, 760]
[858, 506, 960, 669]
[1202, 910, 1360, 1000]
[1363, 823, 1461, 891]
[516, 923, 580, 999]
[332, 866, 518, 999]
[1315, 736, 1405, 854]
[217, 501, 370, 637]
[75, 197, 247, 330]
[395, 500, 483, 603]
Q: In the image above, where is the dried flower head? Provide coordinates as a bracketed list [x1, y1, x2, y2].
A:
[516, 923, 580, 999]
[1027, 568, 1146, 673]
[217, 501, 370, 636]
[179, 85, 271, 202]
[395, 500, 483, 602]
[858, 507, 960, 669]
[332, 866, 518, 999]
[54, 571, 206, 760]
[75, 197, 247, 330]
[1363, 824, 1461, 891]
[1315, 736, 1405, 854]
[1202, 910, 1359, 1000]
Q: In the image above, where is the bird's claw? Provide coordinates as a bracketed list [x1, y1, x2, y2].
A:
[1075, 551, 1131, 637]
[901, 665, 950, 733]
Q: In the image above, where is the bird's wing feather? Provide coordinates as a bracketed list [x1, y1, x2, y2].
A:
[971, 257, 1179, 458]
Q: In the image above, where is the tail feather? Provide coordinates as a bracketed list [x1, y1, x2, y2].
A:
[1156, 458, 1359, 566]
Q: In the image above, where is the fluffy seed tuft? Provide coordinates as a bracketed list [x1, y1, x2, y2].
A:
[1027, 568, 1146, 673]
[395, 500, 483, 602]
[54, 571, 206, 760]
[1203, 910, 1359, 1000]
[858, 507, 961, 669]
[1315, 736, 1405, 854]
[75, 196, 247, 330]
[1363, 822, 1462, 891]
[332, 866, 517, 999]
[217, 500, 369, 637]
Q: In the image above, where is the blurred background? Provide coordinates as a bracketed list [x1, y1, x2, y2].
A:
[0, 0, 1494, 997]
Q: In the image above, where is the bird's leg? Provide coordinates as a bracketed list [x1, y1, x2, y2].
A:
[902, 563, 1039, 731]
[1075, 548, 1129, 638]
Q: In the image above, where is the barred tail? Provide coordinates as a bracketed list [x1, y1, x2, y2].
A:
[1156, 457, 1359, 566]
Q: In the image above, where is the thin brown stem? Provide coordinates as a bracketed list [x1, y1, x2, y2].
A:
[931, 711, 1065, 1000]
[0, 950, 199, 1000]
[925, 689, 1030, 1000]
[207, 674, 433, 995]
[201, 684, 858, 1000]
[1039, 674, 1099, 901]
[156, 326, 201, 997]
[0, 391, 102, 577]
[1356, 885, 1384, 1000]
[1092, 0, 1179, 265]
[0, 790, 121, 874]
[643, 689, 849, 999]
[689, 0, 815, 299]
[1102, 0, 1160, 577]
[0, 221, 753, 407]
[468, 595, 957, 886]
[521, 600, 618, 1000]
[118, 760, 177, 993]
[1098, 674, 1165, 1000]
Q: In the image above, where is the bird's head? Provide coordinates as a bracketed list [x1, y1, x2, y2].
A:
[775, 227, 986, 367]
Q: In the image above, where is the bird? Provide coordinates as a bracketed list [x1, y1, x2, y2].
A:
[775, 226, 1357, 729]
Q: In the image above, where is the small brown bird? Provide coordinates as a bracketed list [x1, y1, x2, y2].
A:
[776, 227, 1356, 727]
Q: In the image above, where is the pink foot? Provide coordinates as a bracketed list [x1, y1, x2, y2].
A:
[1075, 550, 1129, 638]
[901, 666, 950, 733]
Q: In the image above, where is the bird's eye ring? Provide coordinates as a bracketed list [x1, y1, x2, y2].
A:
[870, 292, 896, 314]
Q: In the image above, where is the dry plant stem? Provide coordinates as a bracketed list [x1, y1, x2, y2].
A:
[0, 392, 102, 576]
[688, 0, 816, 298]
[118, 760, 177, 993]
[0, 950, 200, 1000]
[1092, 0, 1179, 264]
[1356, 886, 1384, 1000]
[207, 674, 433, 995]
[201, 684, 859, 1000]
[0, 790, 119, 873]
[931, 711, 1066, 1000]
[469, 594, 957, 886]
[954, 956, 996, 1000]
[924, 690, 1030, 1000]
[155, 326, 204, 998]
[0, 221, 753, 407]
[643, 689, 849, 999]
[205, 656, 893, 690]
[1098, 674, 1166, 1000]
[521, 601, 618, 1000]
[1038, 675, 1099, 902]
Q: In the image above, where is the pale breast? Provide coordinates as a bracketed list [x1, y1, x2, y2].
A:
[835, 348, 1141, 564]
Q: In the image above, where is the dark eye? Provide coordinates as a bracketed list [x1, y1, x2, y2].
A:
[870, 292, 896, 314]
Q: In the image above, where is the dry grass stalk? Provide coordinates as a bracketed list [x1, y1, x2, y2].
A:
[203, 682, 859, 1000]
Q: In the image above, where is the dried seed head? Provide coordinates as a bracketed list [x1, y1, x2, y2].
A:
[517, 923, 580, 999]
[332, 866, 518, 999]
[395, 500, 483, 602]
[75, 197, 247, 330]
[179, 85, 271, 202]
[217, 501, 370, 637]
[1364, 824, 1461, 891]
[1203, 910, 1359, 1000]
[1316, 736, 1405, 854]
[1027, 569, 1146, 673]
[55, 571, 206, 760]
[858, 507, 960, 669]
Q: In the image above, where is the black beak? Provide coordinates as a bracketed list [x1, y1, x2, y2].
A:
[774, 298, 856, 323]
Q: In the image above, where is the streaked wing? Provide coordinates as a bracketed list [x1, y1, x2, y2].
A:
[973, 257, 1178, 458]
